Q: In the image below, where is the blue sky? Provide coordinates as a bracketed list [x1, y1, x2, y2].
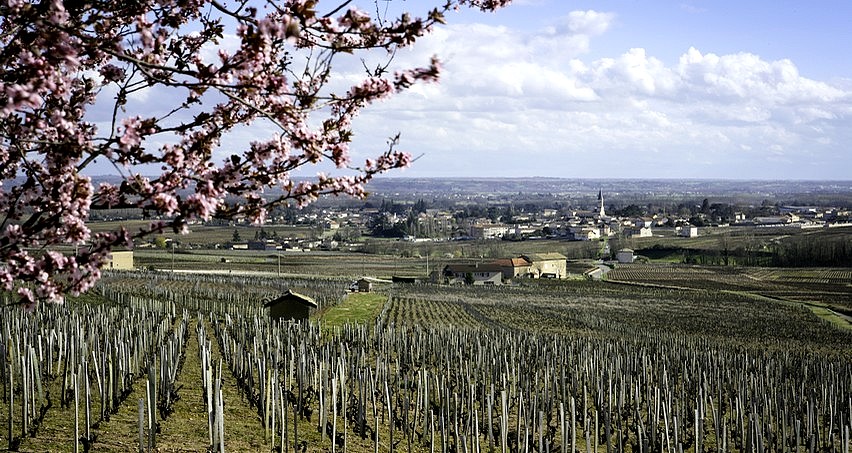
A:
[338, 0, 852, 180]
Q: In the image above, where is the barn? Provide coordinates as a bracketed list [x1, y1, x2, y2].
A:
[263, 290, 318, 321]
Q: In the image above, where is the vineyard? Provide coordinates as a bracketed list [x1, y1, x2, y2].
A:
[606, 264, 852, 312]
[1, 270, 850, 452]
[132, 249, 433, 280]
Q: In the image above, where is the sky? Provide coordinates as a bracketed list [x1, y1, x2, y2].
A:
[85, 0, 852, 181]
[335, 0, 852, 180]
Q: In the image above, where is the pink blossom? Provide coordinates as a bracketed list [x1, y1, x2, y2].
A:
[152, 193, 179, 215]
[186, 192, 221, 220]
[96, 183, 122, 207]
[0, 0, 510, 309]
[118, 117, 143, 151]
[99, 64, 126, 83]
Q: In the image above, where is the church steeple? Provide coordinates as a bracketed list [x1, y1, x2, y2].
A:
[598, 189, 606, 217]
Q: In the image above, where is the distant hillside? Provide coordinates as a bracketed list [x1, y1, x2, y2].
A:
[362, 177, 852, 203]
[67, 175, 852, 206]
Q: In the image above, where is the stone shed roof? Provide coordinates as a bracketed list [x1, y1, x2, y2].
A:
[263, 289, 318, 309]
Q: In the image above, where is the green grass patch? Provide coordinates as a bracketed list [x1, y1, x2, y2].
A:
[321, 292, 387, 330]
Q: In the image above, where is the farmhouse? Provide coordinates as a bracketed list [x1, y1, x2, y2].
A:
[443, 263, 503, 285]
[264, 289, 318, 321]
[248, 240, 279, 251]
[522, 253, 567, 279]
[350, 276, 393, 291]
[492, 257, 532, 280]
[753, 216, 793, 225]
[351, 278, 372, 292]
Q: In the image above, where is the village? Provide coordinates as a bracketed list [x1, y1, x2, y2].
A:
[149, 189, 850, 253]
[88, 186, 847, 286]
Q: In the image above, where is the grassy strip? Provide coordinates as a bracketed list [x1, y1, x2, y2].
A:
[321, 292, 387, 330]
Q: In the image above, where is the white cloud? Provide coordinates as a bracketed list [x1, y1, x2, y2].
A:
[676, 48, 846, 104]
[532, 10, 615, 58]
[561, 10, 614, 36]
[341, 11, 851, 178]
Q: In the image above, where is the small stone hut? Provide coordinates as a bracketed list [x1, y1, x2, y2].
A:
[264, 289, 317, 321]
[616, 248, 635, 264]
[356, 278, 373, 292]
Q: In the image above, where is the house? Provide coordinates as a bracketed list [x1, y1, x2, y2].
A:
[623, 226, 652, 238]
[616, 249, 635, 264]
[512, 224, 538, 236]
[443, 264, 503, 285]
[264, 290, 318, 321]
[523, 253, 567, 279]
[678, 226, 698, 238]
[105, 250, 134, 270]
[635, 217, 656, 228]
[493, 257, 532, 280]
[570, 227, 600, 241]
[469, 223, 510, 239]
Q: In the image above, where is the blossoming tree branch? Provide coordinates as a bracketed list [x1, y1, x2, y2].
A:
[0, 0, 510, 308]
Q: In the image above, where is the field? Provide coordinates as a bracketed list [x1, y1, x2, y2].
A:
[1, 254, 851, 452]
[87, 220, 316, 248]
[605, 264, 852, 321]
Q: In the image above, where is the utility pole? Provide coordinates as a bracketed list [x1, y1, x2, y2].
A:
[171, 240, 175, 272]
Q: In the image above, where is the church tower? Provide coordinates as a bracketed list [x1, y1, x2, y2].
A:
[598, 189, 606, 217]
